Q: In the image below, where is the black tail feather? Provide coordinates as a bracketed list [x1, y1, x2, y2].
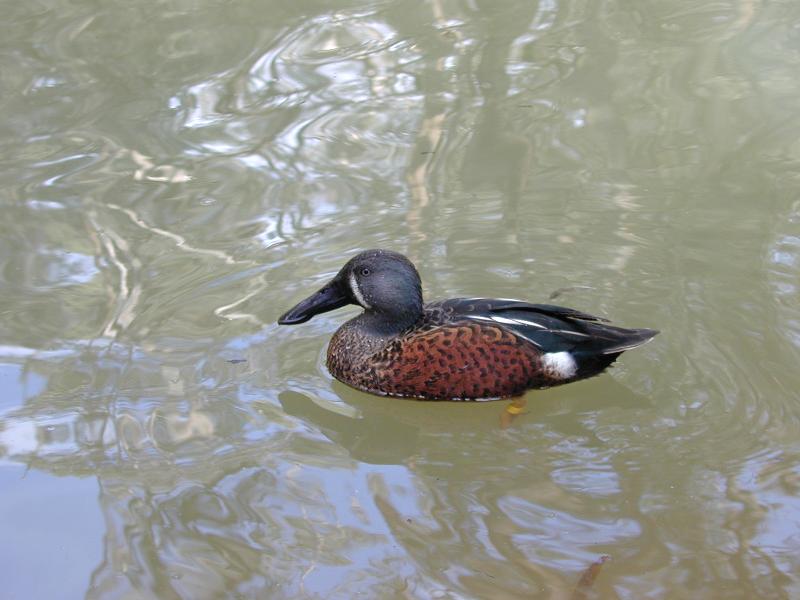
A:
[572, 327, 658, 379]
[574, 351, 623, 380]
[592, 326, 659, 354]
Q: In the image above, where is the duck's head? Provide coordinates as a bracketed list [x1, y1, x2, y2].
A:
[278, 249, 423, 330]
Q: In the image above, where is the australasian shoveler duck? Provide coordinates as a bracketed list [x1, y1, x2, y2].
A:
[278, 249, 658, 401]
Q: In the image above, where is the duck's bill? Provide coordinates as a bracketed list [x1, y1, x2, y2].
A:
[278, 280, 350, 325]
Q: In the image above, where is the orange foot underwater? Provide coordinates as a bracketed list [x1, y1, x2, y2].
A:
[500, 397, 528, 429]
[278, 249, 658, 401]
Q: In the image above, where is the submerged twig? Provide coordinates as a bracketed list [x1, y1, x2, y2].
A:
[548, 286, 595, 301]
[571, 555, 610, 600]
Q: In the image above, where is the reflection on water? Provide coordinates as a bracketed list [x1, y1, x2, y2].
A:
[2, 0, 800, 597]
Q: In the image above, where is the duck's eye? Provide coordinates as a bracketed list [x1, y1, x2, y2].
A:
[360, 267, 371, 277]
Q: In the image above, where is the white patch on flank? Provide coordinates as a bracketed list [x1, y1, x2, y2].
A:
[542, 351, 578, 379]
[348, 271, 370, 309]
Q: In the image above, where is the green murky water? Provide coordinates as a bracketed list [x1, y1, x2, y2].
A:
[1, 1, 799, 598]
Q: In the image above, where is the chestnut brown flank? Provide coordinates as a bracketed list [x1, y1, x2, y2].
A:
[328, 322, 550, 400]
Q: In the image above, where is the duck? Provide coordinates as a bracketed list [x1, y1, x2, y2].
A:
[278, 249, 658, 401]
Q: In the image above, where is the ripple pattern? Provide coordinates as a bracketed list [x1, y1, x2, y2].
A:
[2, 0, 800, 598]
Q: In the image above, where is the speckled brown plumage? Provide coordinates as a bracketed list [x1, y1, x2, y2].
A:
[279, 249, 658, 401]
[329, 320, 549, 400]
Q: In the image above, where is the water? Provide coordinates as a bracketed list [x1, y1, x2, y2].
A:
[1, 0, 799, 597]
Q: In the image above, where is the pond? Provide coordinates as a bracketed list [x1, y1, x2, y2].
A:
[1, 0, 799, 598]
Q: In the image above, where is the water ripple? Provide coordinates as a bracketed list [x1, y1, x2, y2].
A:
[3, 0, 800, 598]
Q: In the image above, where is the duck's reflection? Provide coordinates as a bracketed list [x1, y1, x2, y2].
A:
[279, 389, 420, 465]
[279, 374, 652, 464]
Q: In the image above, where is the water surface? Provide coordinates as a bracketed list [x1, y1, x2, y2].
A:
[1, 0, 800, 598]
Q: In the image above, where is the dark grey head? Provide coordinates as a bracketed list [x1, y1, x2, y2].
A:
[278, 249, 423, 332]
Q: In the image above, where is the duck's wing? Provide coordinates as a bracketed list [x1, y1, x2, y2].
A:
[434, 297, 658, 355]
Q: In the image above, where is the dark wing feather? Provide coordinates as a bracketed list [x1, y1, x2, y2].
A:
[435, 297, 658, 355]
[488, 300, 610, 323]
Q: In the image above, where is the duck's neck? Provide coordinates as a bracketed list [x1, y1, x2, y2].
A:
[357, 310, 418, 337]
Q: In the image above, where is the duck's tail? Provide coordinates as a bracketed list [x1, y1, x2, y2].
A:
[593, 326, 659, 354]
[571, 326, 658, 379]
